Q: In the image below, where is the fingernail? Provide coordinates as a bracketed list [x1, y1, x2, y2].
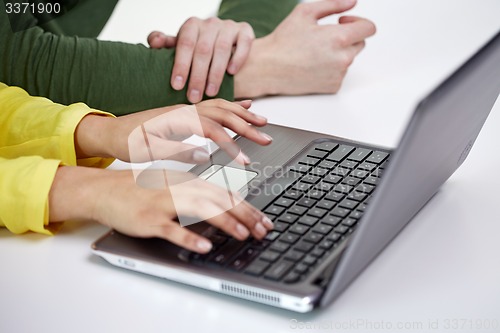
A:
[197, 239, 213, 252]
[192, 149, 210, 163]
[251, 112, 267, 122]
[255, 223, 266, 236]
[206, 83, 217, 96]
[236, 224, 250, 238]
[189, 89, 200, 102]
[173, 76, 183, 90]
[260, 132, 273, 142]
[239, 152, 251, 164]
[261, 216, 274, 229]
[228, 63, 237, 74]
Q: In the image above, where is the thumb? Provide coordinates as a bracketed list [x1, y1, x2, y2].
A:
[147, 31, 177, 49]
[297, 0, 357, 21]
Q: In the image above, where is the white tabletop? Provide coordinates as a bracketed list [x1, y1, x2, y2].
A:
[1, 1, 500, 332]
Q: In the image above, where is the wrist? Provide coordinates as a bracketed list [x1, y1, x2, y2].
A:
[234, 36, 281, 99]
[75, 115, 115, 160]
[48, 166, 110, 222]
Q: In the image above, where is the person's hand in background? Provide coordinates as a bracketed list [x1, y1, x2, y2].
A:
[148, 18, 255, 103]
[234, 0, 376, 98]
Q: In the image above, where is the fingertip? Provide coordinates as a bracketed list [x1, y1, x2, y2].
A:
[195, 238, 213, 253]
[172, 75, 184, 90]
[206, 83, 218, 97]
[227, 62, 238, 75]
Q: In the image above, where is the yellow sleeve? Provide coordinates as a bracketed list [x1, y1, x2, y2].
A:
[0, 83, 114, 168]
[0, 156, 63, 235]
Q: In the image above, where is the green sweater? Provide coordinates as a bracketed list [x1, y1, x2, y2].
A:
[0, 0, 297, 115]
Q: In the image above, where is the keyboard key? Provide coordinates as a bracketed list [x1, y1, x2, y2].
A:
[304, 232, 323, 244]
[318, 160, 337, 169]
[356, 203, 368, 212]
[283, 190, 303, 200]
[366, 151, 389, 164]
[315, 142, 339, 152]
[339, 199, 359, 210]
[292, 182, 313, 192]
[273, 221, 289, 232]
[342, 176, 361, 187]
[356, 184, 375, 194]
[349, 211, 363, 219]
[334, 225, 349, 235]
[311, 167, 329, 177]
[379, 160, 390, 169]
[288, 163, 312, 174]
[302, 255, 317, 266]
[289, 224, 309, 235]
[306, 190, 325, 200]
[245, 260, 270, 276]
[251, 239, 271, 249]
[278, 213, 299, 224]
[259, 250, 280, 262]
[283, 271, 301, 283]
[347, 191, 368, 202]
[307, 208, 328, 219]
[269, 241, 290, 253]
[301, 175, 320, 184]
[307, 149, 328, 159]
[284, 250, 305, 262]
[320, 215, 342, 226]
[228, 247, 260, 270]
[312, 224, 333, 234]
[331, 207, 350, 218]
[264, 205, 285, 216]
[351, 169, 370, 179]
[319, 240, 334, 250]
[264, 260, 294, 281]
[294, 241, 315, 253]
[298, 216, 318, 226]
[342, 218, 357, 227]
[298, 156, 320, 166]
[208, 240, 246, 265]
[264, 231, 281, 241]
[323, 174, 342, 184]
[327, 233, 342, 242]
[340, 160, 358, 169]
[297, 197, 316, 208]
[332, 184, 353, 194]
[316, 199, 336, 210]
[364, 176, 379, 186]
[331, 166, 350, 177]
[348, 148, 372, 162]
[314, 182, 335, 192]
[311, 247, 325, 257]
[358, 162, 377, 172]
[274, 198, 293, 208]
[287, 205, 307, 216]
[324, 191, 345, 202]
[279, 233, 300, 244]
[294, 263, 309, 274]
[327, 145, 355, 162]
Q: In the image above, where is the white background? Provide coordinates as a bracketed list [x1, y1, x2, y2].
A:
[1, 1, 500, 333]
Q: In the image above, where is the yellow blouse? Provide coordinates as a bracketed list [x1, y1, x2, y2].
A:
[0, 83, 114, 234]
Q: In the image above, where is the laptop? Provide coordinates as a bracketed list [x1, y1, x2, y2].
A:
[92, 31, 500, 313]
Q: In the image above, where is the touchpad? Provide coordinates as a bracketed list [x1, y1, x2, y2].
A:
[199, 165, 257, 195]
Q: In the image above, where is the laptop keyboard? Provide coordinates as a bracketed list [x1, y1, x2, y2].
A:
[188, 141, 389, 284]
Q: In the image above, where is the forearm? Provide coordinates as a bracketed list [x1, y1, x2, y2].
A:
[0, 10, 234, 116]
[48, 165, 110, 222]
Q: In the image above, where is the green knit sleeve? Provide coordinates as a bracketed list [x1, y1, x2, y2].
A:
[0, 7, 234, 116]
[218, 0, 298, 38]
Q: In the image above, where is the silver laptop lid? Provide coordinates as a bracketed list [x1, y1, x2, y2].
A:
[322, 31, 500, 306]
